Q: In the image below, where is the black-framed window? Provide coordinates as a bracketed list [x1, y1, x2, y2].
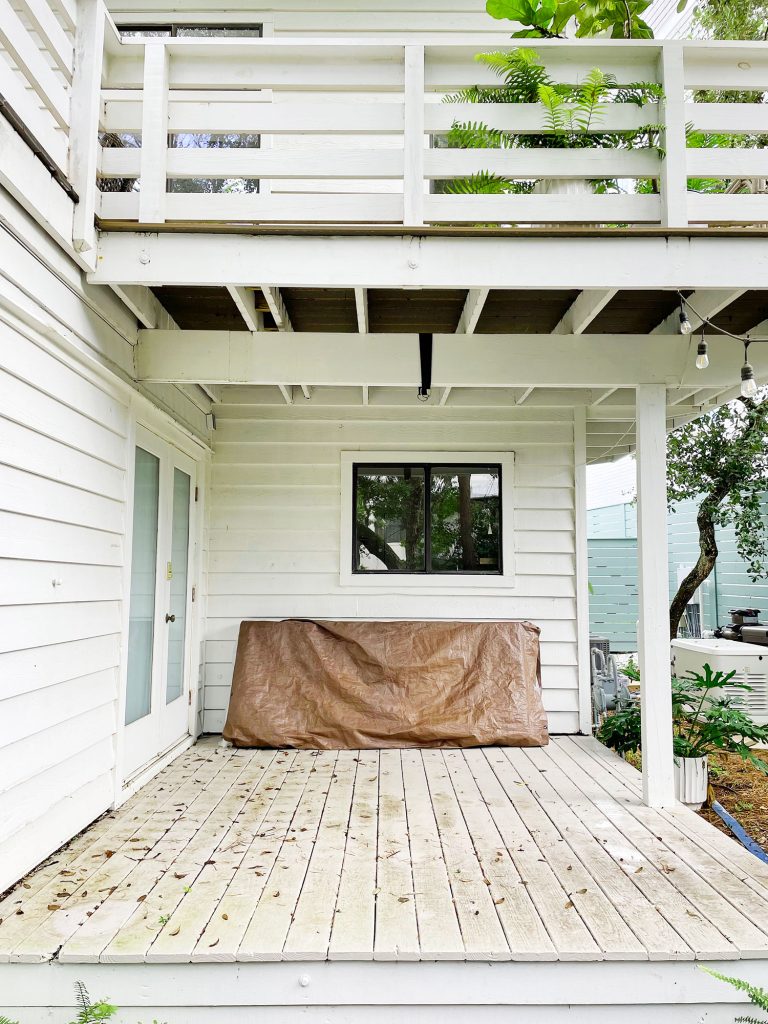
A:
[118, 25, 263, 38]
[353, 463, 502, 575]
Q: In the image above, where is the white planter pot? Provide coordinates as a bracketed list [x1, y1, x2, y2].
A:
[532, 177, 594, 197]
[674, 755, 708, 808]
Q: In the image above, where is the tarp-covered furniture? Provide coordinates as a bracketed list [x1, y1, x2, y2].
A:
[222, 619, 548, 749]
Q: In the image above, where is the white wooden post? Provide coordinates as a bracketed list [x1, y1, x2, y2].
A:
[403, 44, 425, 227]
[70, 0, 105, 259]
[658, 42, 688, 229]
[573, 406, 592, 734]
[139, 43, 169, 225]
[636, 383, 675, 808]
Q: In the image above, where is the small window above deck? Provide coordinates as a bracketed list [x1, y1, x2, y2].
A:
[117, 25, 263, 38]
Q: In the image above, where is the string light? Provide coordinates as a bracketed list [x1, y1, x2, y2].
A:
[741, 342, 758, 398]
[678, 292, 765, 399]
[695, 329, 709, 370]
[678, 305, 693, 335]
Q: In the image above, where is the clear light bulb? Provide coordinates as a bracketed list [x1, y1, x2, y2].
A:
[679, 308, 693, 335]
[695, 339, 709, 370]
[741, 361, 758, 398]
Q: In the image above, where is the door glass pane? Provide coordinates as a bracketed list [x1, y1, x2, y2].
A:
[166, 468, 191, 704]
[430, 466, 501, 573]
[354, 466, 425, 572]
[126, 447, 159, 725]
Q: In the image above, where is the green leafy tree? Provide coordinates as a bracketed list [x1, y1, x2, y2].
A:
[693, 0, 768, 42]
[485, 0, 655, 39]
[667, 395, 768, 639]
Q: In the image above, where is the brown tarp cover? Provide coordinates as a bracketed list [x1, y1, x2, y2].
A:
[222, 619, 548, 749]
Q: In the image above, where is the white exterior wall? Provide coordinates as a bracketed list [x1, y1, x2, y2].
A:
[203, 388, 579, 735]
[108, 1, 506, 39]
[0, 195, 210, 893]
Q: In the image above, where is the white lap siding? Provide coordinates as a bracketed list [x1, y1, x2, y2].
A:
[203, 390, 579, 735]
[0, 200, 211, 893]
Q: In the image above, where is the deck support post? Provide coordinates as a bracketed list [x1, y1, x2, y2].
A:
[574, 406, 592, 735]
[636, 383, 675, 807]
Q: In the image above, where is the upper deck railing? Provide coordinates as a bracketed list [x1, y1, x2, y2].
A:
[3, 7, 768, 244]
[93, 35, 768, 232]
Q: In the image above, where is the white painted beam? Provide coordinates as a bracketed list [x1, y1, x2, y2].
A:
[261, 286, 293, 331]
[111, 285, 177, 330]
[516, 387, 535, 404]
[300, 384, 311, 400]
[278, 384, 293, 405]
[354, 287, 368, 333]
[227, 286, 262, 332]
[591, 387, 618, 407]
[135, 331, 768, 390]
[553, 289, 616, 336]
[403, 44, 425, 227]
[658, 44, 687, 229]
[636, 383, 675, 808]
[197, 383, 222, 404]
[456, 287, 489, 335]
[652, 288, 745, 334]
[439, 386, 452, 406]
[361, 385, 369, 405]
[92, 234, 768, 292]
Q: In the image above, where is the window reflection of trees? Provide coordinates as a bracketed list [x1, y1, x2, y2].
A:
[354, 465, 501, 574]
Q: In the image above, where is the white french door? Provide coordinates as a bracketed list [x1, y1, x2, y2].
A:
[123, 426, 196, 779]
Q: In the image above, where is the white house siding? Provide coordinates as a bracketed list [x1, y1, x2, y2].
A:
[203, 388, 579, 736]
[107, 1, 507, 39]
[0, 196, 210, 893]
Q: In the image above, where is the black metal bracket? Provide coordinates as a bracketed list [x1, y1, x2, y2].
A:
[418, 332, 433, 400]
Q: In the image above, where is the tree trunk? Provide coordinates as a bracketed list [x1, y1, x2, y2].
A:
[669, 503, 719, 639]
[458, 474, 477, 570]
[356, 523, 404, 572]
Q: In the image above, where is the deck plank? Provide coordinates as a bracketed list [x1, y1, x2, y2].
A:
[559, 739, 768, 957]
[6, 737, 768, 966]
[498, 748, 649, 961]
[399, 750, 465, 961]
[546, 740, 744, 959]
[282, 750, 359, 960]
[442, 750, 556, 961]
[327, 750, 379, 961]
[238, 750, 339, 961]
[373, 750, 420, 961]
[422, 750, 511, 961]
[464, 749, 601, 961]
[190, 748, 318, 962]
[518, 745, 692, 961]
[0, 748, 236, 962]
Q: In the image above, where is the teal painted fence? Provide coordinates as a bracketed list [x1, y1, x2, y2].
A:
[588, 498, 768, 651]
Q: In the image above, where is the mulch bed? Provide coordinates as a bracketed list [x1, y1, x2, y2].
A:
[698, 751, 768, 850]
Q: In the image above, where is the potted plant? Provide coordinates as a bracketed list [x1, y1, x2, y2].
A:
[439, 48, 663, 200]
[597, 662, 768, 808]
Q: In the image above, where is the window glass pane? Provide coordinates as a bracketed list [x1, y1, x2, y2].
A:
[166, 469, 191, 705]
[430, 466, 501, 573]
[176, 26, 262, 36]
[126, 447, 159, 725]
[355, 467, 425, 572]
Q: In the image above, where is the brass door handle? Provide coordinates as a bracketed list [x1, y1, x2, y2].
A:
[165, 613, 176, 623]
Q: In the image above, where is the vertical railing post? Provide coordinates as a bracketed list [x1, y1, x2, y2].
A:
[403, 44, 425, 226]
[658, 42, 688, 229]
[573, 406, 593, 735]
[139, 42, 169, 225]
[70, 0, 106, 261]
[636, 383, 676, 808]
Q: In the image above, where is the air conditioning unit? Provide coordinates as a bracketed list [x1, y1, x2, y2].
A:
[671, 638, 768, 725]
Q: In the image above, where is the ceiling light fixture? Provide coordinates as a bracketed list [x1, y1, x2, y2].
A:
[678, 305, 693, 335]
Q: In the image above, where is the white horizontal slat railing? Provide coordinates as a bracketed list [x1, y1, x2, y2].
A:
[92, 36, 768, 230]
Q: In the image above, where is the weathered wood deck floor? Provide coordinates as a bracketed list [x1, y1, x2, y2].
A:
[3, 736, 768, 965]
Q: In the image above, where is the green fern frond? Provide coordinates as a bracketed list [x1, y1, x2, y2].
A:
[443, 171, 517, 195]
[614, 81, 664, 107]
[0, 1016, 20, 1024]
[445, 120, 512, 150]
[443, 85, 506, 105]
[701, 967, 768, 1014]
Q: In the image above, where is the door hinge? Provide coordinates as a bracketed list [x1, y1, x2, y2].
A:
[191, 585, 196, 603]
[194, 486, 199, 502]
[188, 690, 192, 706]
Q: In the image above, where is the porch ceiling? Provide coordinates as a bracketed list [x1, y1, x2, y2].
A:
[143, 286, 768, 337]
